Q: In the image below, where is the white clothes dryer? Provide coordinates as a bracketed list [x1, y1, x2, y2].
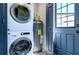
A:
[7, 31, 34, 55]
[7, 3, 34, 31]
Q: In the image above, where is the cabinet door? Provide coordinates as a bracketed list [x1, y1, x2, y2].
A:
[0, 3, 4, 54]
[3, 3, 7, 55]
[0, 3, 7, 55]
[46, 3, 53, 54]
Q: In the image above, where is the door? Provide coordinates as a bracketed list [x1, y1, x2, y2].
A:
[46, 3, 53, 54]
[0, 3, 7, 55]
[53, 3, 79, 55]
[10, 3, 30, 23]
[9, 37, 32, 55]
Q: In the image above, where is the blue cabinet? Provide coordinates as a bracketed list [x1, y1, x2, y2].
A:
[46, 4, 53, 54]
[0, 3, 4, 54]
[0, 3, 7, 55]
[3, 3, 7, 55]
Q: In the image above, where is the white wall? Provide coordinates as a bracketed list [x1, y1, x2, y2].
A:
[34, 3, 39, 17]
[34, 3, 46, 21]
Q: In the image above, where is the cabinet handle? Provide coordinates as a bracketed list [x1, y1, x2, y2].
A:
[2, 17, 5, 24]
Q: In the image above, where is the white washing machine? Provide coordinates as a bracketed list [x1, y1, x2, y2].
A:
[7, 3, 34, 31]
[7, 31, 34, 55]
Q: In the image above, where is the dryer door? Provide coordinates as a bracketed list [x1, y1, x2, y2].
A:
[10, 3, 30, 23]
[9, 37, 32, 55]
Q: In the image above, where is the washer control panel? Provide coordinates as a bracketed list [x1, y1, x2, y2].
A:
[21, 32, 30, 35]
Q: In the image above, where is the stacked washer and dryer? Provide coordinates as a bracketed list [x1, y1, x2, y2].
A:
[7, 3, 34, 55]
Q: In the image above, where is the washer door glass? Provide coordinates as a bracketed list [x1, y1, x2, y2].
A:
[10, 4, 30, 23]
[9, 37, 32, 55]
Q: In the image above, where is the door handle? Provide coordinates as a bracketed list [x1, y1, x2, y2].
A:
[2, 16, 5, 24]
[76, 30, 79, 33]
[77, 24, 79, 27]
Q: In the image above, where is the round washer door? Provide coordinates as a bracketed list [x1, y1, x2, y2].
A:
[9, 37, 32, 55]
[10, 3, 30, 23]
